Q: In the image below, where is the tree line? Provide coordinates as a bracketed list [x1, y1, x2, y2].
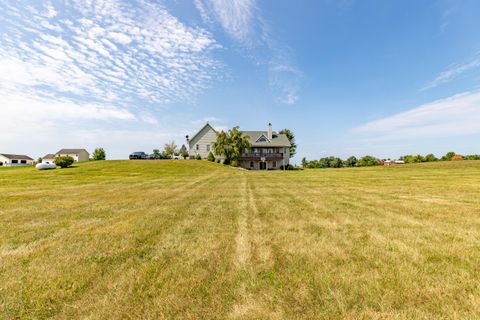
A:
[301, 151, 480, 169]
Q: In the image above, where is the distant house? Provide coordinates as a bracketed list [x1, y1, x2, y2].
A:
[55, 149, 90, 162]
[187, 122, 291, 170]
[42, 154, 56, 163]
[0, 154, 34, 166]
[383, 160, 405, 166]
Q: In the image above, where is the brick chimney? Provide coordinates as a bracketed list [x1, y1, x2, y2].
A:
[267, 123, 272, 140]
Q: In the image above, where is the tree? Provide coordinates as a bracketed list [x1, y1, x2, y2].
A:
[207, 151, 215, 162]
[92, 147, 106, 160]
[345, 156, 357, 167]
[55, 156, 74, 168]
[301, 157, 307, 168]
[37, 157, 42, 163]
[358, 155, 379, 167]
[153, 149, 161, 156]
[195, 154, 202, 160]
[213, 126, 251, 164]
[424, 154, 438, 162]
[179, 144, 188, 158]
[279, 128, 296, 158]
[441, 151, 456, 161]
[164, 141, 177, 157]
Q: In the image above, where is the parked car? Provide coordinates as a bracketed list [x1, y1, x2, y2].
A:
[129, 152, 148, 160]
[148, 153, 161, 160]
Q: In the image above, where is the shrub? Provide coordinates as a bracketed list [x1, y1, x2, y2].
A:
[195, 154, 202, 160]
[216, 158, 221, 163]
[345, 156, 357, 167]
[207, 152, 215, 162]
[92, 147, 106, 160]
[223, 158, 231, 165]
[55, 156, 74, 168]
[231, 159, 239, 167]
[358, 155, 379, 167]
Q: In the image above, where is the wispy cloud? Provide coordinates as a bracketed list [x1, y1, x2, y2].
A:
[421, 52, 480, 91]
[194, 0, 302, 104]
[0, 0, 222, 106]
[0, 0, 224, 158]
[352, 91, 480, 139]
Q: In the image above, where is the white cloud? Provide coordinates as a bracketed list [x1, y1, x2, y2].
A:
[0, 0, 222, 105]
[352, 91, 480, 139]
[421, 52, 480, 91]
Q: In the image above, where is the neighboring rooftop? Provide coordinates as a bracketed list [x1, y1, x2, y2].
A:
[0, 154, 34, 160]
[56, 149, 88, 154]
[43, 154, 56, 159]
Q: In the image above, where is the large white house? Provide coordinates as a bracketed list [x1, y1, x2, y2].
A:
[0, 154, 34, 166]
[187, 123, 291, 170]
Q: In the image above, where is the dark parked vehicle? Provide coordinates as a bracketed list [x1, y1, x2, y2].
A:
[148, 153, 161, 160]
[129, 152, 148, 160]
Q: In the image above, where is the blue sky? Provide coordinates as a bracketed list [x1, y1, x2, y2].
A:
[1, 0, 480, 162]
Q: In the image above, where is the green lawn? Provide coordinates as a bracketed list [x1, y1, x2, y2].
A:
[1, 160, 480, 319]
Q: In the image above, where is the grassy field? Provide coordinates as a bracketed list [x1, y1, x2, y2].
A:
[1, 160, 480, 319]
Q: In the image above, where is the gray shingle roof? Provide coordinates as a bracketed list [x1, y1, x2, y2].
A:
[56, 148, 88, 155]
[42, 154, 56, 159]
[0, 154, 34, 160]
[241, 131, 291, 147]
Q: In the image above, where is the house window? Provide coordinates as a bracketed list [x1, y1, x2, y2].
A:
[196, 144, 199, 151]
[206, 144, 210, 152]
[12, 160, 18, 164]
[21, 160, 27, 164]
[273, 161, 277, 168]
[250, 161, 254, 168]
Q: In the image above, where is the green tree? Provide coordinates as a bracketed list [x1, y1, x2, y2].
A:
[301, 157, 307, 168]
[55, 156, 74, 168]
[424, 154, 438, 162]
[412, 154, 425, 163]
[207, 151, 215, 162]
[164, 141, 177, 157]
[195, 154, 202, 160]
[179, 144, 188, 158]
[92, 147, 106, 160]
[153, 149, 161, 156]
[37, 157, 42, 163]
[345, 156, 357, 167]
[358, 155, 379, 167]
[441, 151, 456, 161]
[213, 126, 251, 164]
[279, 128, 297, 158]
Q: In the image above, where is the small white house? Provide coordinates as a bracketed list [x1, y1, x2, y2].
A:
[42, 154, 56, 163]
[55, 149, 90, 162]
[0, 154, 34, 166]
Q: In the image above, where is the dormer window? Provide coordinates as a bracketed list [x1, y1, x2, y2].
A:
[256, 134, 270, 143]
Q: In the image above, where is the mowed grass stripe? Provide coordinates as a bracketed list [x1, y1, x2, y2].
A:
[1, 160, 480, 319]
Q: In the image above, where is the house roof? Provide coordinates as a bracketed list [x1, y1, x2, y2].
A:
[0, 153, 33, 160]
[42, 154, 56, 159]
[188, 123, 216, 143]
[56, 148, 88, 155]
[241, 131, 291, 147]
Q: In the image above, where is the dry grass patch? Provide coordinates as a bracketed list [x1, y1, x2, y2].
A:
[1, 160, 480, 319]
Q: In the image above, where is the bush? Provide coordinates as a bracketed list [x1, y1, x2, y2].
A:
[358, 155, 379, 167]
[92, 147, 106, 160]
[55, 156, 74, 168]
[280, 164, 302, 170]
[195, 154, 202, 160]
[231, 159, 239, 167]
[207, 152, 215, 162]
[345, 156, 357, 167]
[223, 158, 231, 165]
[216, 158, 221, 163]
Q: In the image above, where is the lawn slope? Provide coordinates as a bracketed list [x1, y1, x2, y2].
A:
[1, 160, 480, 319]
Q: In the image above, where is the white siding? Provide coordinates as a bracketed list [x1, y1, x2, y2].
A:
[189, 126, 217, 159]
